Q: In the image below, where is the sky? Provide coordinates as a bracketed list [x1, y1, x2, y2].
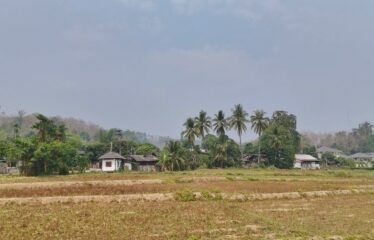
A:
[0, 0, 373, 140]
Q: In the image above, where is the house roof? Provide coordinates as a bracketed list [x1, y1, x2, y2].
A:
[317, 146, 343, 154]
[99, 152, 126, 160]
[129, 155, 158, 163]
[349, 153, 374, 159]
[295, 154, 319, 162]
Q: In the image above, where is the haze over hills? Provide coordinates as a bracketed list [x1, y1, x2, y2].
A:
[0, 112, 172, 148]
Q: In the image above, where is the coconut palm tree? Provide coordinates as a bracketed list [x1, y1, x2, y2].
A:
[182, 118, 199, 148]
[213, 110, 228, 142]
[213, 141, 228, 168]
[269, 126, 284, 163]
[229, 104, 249, 156]
[250, 110, 270, 163]
[158, 150, 171, 171]
[165, 140, 185, 171]
[195, 111, 212, 139]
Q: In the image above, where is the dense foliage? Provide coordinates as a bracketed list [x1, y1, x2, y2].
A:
[0, 114, 161, 176]
[176, 108, 302, 170]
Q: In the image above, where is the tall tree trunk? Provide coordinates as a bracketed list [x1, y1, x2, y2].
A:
[239, 135, 243, 160]
[258, 141, 261, 164]
[44, 159, 47, 174]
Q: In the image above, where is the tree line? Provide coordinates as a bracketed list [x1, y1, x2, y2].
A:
[0, 114, 161, 176]
[303, 122, 374, 155]
[157, 105, 301, 170]
[0, 107, 304, 175]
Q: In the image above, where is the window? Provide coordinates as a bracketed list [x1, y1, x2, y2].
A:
[105, 161, 112, 168]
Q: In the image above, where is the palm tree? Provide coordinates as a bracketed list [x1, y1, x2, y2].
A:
[250, 110, 270, 164]
[195, 111, 212, 139]
[165, 140, 185, 171]
[213, 141, 228, 168]
[182, 118, 199, 148]
[32, 114, 55, 143]
[269, 126, 284, 163]
[213, 110, 228, 142]
[158, 150, 171, 171]
[229, 104, 249, 156]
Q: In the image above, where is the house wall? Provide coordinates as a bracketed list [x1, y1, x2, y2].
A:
[294, 162, 302, 169]
[124, 163, 132, 171]
[294, 161, 320, 170]
[355, 160, 373, 168]
[138, 165, 156, 172]
[101, 159, 121, 172]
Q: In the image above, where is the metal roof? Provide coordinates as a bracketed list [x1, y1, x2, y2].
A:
[349, 152, 374, 159]
[129, 155, 158, 162]
[295, 154, 319, 162]
[98, 152, 126, 160]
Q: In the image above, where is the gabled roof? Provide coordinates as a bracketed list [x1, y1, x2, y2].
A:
[317, 146, 343, 154]
[295, 154, 319, 162]
[99, 152, 126, 160]
[129, 155, 158, 163]
[349, 153, 374, 159]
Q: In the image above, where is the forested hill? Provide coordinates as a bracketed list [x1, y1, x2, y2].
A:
[0, 113, 171, 148]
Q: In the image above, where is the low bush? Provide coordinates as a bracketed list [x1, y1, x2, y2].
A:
[175, 190, 196, 202]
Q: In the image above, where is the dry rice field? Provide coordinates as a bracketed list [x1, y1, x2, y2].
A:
[0, 169, 373, 240]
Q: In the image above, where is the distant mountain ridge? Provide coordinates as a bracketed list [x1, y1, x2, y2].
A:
[0, 113, 171, 148]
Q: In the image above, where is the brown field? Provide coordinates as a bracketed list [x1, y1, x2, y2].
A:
[0, 169, 373, 239]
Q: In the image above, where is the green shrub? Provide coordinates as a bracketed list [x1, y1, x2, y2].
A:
[201, 191, 222, 201]
[58, 165, 69, 175]
[175, 190, 196, 202]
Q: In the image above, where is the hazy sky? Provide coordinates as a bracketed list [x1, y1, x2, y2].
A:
[1, 0, 373, 140]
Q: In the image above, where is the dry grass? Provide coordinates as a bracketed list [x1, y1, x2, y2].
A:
[1, 169, 373, 184]
[0, 180, 372, 198]
[0, 194, 373, 239]
[0, 169, 373, 239]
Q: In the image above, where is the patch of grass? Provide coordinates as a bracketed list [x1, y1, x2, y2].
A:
[328, 170, 353, 178]
[225, 176, 235, 181]
[175, 190, 196, 202]
[201, 191, 223, 201]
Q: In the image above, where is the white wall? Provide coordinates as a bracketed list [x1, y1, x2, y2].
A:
[124, 163, 132, 171]
[102, 160, 121, 172]
[294, 161, 320, 170]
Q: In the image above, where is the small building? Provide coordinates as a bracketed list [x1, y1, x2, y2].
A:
[0, 159, 8, 175]
[294, 154, 320, 170]
[317, 146, 344, 159]
[99, 152, 129, 172]
[241, 154, 267, 167]
[349, 153, 374, 168]
[128, 155, 158, 172]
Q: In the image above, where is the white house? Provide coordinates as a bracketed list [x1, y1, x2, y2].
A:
[317, 146, 344, 159]
[294, 154, 320, 170]
[349, 153, 374, 168]
[99, 152, 129, 172]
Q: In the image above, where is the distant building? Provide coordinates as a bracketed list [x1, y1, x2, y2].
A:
[128, 155, 158, 172]
[99, 152, 130, 172]
[294, 154, 320, 170]
[317, 146, 344, 159]
[349, 153, 374, 168]
[241, 154, 267, 167]
[98, 152, 158, 172]
[0, 159, 8, 174]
